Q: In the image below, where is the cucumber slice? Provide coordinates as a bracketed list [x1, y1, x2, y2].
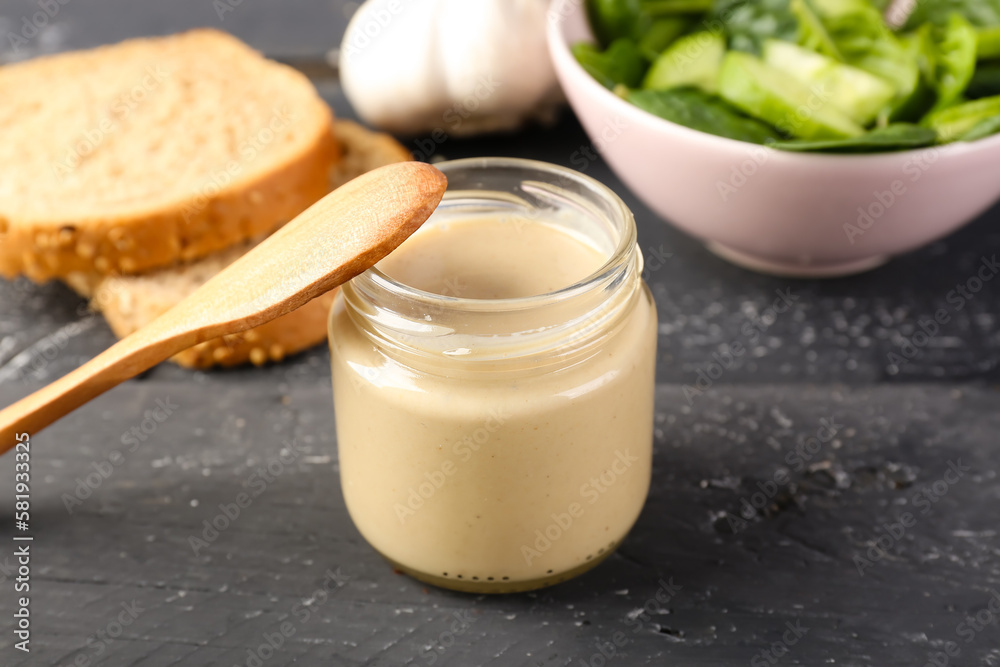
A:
[762, 40, 896, 125]
[922, 95, 1000, 142]
[718, 51, 865, 139]
[643, 31, 725, 93]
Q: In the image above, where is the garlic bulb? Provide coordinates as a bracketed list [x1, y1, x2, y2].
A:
[339, 0, 560, 136]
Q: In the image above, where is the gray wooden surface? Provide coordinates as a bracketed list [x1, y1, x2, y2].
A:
[1, 2, 999, 665]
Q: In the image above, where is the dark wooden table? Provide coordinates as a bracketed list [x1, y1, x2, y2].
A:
[2, 2, 999, 665]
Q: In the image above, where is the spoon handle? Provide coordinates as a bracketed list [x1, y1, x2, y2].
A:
[0, 326, 186, 450]
[0, 161, 447, 452]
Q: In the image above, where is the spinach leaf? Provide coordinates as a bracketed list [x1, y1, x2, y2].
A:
[643, 0, 714, 14]
[638, 17, 694, 60]
[892, 26, 939, 120]
[769, 123, 938, 151]
[573, 39, 648, 89]
[959, 112, 1000, 139]
[904, 0, 1000, 30]
[922, 93, 1000, 140]
[710, 0, 799, 54]
[586, 0, 709, 49]
[792, 0, 843, 59]
[928, 13, 979, 111]
[627, 87, 781, 143]
[586, 0, 646, 46]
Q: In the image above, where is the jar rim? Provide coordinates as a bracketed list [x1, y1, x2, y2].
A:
[357, 157, 637, 313]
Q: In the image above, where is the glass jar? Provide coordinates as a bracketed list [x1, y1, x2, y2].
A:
[329, 158, 657, 593]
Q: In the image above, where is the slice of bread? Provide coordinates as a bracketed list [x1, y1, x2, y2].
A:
[68, 120, 413, 369]
[0, 29, 337, 282]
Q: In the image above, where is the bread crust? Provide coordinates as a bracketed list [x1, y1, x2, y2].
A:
[166, 291, 338, 369]
[65, 120, 413, 369]
[0, 30, 339, 282]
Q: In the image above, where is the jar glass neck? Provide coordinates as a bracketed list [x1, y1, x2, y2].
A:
[341, 158, 640, 372]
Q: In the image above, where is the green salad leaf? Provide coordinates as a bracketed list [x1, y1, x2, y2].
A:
[796, 0, 922, 117]
[638, 17, 693, 59]
[627, 88, 781, 143]
[579, 0, 1000, 151]
[928, 13, 979, 111]
[769, 123, 938, 151]
[922, 93, 1000, 140]
[587, 0, 646, 46]
[959, 112, 1000, 139]
[792, 0, 843, 59]
[573, 39, 647, 89]
[643, 0, 714, 14]
[710, 0, 799, 53]
[904, 0, 1000, 30]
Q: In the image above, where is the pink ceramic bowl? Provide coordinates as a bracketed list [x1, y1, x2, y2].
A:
[547, 0, 1000, 277]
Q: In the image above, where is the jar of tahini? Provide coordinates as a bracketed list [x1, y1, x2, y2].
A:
[329, 158, 657, 593]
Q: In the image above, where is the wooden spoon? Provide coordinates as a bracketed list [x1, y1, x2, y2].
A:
[0, 161, 447, 452]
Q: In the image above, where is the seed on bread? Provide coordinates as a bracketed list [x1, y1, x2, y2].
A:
[0, 29, 337, 282]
